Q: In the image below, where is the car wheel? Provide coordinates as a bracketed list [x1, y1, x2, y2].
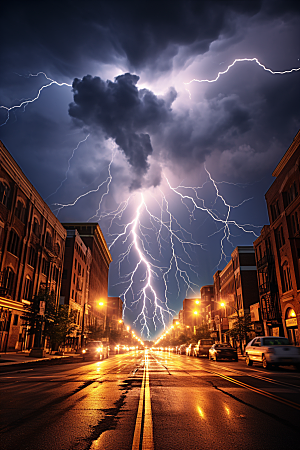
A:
[246, 354, 253, 366]
[262, 355, 271, 370]
[215, 355, 218, 361]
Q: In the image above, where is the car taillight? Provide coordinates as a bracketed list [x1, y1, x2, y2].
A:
[266, 348, 275, 354]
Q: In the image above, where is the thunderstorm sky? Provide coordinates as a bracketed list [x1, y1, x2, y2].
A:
[0, 1, 300, 338]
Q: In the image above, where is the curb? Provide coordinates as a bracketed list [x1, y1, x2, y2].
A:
[0, 355, 82, 373]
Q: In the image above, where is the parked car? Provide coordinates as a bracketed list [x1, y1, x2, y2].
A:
[208, 343, 238, 361]
[245, 336, 300, 370]
[81, 341, 109, 361]
[194, 339, 214, 358]
[177, 344, 188, 354]
[186, 343, 197, 356]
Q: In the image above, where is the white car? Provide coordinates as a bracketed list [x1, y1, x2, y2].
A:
[245, 336, 300, 370]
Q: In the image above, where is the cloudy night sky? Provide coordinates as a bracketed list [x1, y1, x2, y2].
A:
[0, 0, 300, 338]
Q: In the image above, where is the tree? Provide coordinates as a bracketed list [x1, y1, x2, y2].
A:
[22, 287, 56, 348]
[225, 313, 253, 354]
[22, 287, 77, 351]
[195, 323, 211, 340]
[47, 305, 77, 352]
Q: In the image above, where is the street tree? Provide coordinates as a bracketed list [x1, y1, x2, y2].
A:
[225, 312, 253, 354]
[22, 287, 76, 352]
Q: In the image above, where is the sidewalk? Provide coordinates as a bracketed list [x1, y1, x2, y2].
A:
[0, 351, 82, 372]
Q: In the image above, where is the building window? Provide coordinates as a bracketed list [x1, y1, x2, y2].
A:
[45, 231, 52, 248]
[75, 258, 77, 270]
[28, 246, 36, 267]
[42, 258, 50, 277]
[71, 289, 74, 299]
[270, 200, 280, 222]
[275, 226, 285, 249]
[33, 218, 40, 236]
[23, 276, 32, 300]
[1, 267, 15, 296]
[283, 181, 298, 208]
[0, 181, 10, 207]
[15, 199, 26, 222]
[282, 264, 292, 292]
[13, 314, 18, 326]
[7, 229, 20, 256]
[291, 211, 300, 235]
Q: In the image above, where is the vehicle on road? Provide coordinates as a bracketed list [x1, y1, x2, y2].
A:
[208, 343, 238, 361]
[194, 339, 214, 357]
[186, 343, 197, 356]
[81, 341, 109, 361]
[245, 336, 300, 369]
[177, 344, 188, 354]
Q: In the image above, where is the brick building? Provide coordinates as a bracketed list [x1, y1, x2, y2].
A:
[212, 246, 260, 342]
[62, 223, 112, 334]
[107, 296, 123, 332]
[60, 229, 91, 348]
[0, 140, 66, 351]
[254, 130, 300, 344]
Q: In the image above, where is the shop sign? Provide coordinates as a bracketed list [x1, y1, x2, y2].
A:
[250, 303, 260, 322]
[285, 318, 298, 328]
[272, 327, 280, 336]
[39, 300, 46, 316]
[221, 317, 229, 330]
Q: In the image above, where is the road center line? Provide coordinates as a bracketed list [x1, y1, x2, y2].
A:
[132, 354, 154, 450]
[211, 371, 300, 411]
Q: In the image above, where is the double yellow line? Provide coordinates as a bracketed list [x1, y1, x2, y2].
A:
[132, 353, 154, 450]
[213, 371, 300, 411]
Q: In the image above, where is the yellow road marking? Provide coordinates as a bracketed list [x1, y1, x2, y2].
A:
[132, 354, 154, 450]
[213, 371, 300, 411]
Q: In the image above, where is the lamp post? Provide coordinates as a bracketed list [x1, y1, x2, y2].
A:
[221, 302, 245, 353]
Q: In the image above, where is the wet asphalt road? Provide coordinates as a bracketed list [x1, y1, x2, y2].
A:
[1, 350, 300, 450]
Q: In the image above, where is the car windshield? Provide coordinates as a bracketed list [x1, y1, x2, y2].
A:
[87, 342, 102, 348]
[262, 338, 290, 346]
[215, 344, 232, 348]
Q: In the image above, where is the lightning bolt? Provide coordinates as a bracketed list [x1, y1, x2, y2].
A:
[165, 165, 261, 269]
[51, 149, 115, 218]
[0, 72, 72, 126]
[46, 133, 90, 200]
[0, 69, 265, 338]
[185, 57, 300, 87]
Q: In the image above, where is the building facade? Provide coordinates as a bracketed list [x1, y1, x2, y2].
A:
[62, 223, 112, 335]
[60, 229, 91, 348]
[0, 140, 66, 351]
[212, 246, 260, 342]
[107, 296, 123, 333]
[254, 130, 300, 344]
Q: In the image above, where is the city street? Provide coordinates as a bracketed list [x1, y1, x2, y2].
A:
[1, 350, 300, 450]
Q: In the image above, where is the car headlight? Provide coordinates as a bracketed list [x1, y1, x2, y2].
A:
[82, 349, 86, 354]
[97, 347, 102, 352]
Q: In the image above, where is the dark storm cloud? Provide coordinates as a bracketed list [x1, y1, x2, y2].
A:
[68, 73, 176, 187]
[0, 0, 284, 78]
